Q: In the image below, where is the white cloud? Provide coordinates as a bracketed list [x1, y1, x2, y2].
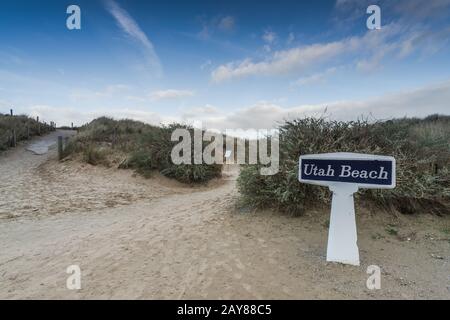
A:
[182, 80, 450, 131]
[211, 40, 346, 82]
[211, 23, 440, 82]
[149, 89, 195, 101]
[182, 105, 220, 118]
[74, 84, 195, 102]
[125, 95, 147, 102]
[291, 67, 338, 87]
[104, 0, 162, 75]
[20, 80, 450, 131]
[27, 105, 177, 127]
[179, 105, 223, 127]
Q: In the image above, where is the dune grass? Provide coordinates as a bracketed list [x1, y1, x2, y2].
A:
[0, 113, 53, 151]
[64, 117, 223, 183]
[237, 114, 450, 215]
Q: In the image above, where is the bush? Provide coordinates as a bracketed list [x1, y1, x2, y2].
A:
[66, 118, 222, 183]
[237, 115, 450, 215]
[161, 163, 223, 183]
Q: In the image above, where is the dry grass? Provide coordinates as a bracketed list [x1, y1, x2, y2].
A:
[64, 117, 223, 183]
[0, 113, 53, 151]
[237, 114, 450, 215]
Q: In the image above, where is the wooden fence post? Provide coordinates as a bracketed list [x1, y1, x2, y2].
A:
[10, 109, 13, 116]
[11, 129, 16, 147]
[37, 116, 41, 135]
[58, 136, 63, 160]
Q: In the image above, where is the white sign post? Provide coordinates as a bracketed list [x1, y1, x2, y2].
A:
[298, 152, 396, 266]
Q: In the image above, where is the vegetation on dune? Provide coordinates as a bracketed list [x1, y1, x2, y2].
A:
[238, 115, 450, 215]
[0, 113, 53, 151]
[50, 114, 450, 214]
[64, 117, 223, 183]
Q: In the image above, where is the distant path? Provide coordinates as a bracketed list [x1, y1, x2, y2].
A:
[26, 130, 75, 155]
[0, 130, 76, 218]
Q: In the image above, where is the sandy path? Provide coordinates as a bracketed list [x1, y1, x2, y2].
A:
[0, 135, 449, 299]
[0, 131, 191, 219]
[0, 130, 75, 218]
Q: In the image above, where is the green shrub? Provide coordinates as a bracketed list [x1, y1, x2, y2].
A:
[66, 118, 222, 183]
[238, 115, 450, 215]
[161, 163, 223, 183]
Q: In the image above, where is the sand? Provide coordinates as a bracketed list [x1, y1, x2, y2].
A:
[0, 132, 449, 299]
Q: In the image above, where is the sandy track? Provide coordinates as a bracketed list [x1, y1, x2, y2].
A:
[0, 130, 192, 219]
[0, 134, 449, 299]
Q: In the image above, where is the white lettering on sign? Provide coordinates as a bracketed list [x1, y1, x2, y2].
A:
[303, 164, 335, 177]
[338, 165, 388, 180]
[303, 164, 389, 180]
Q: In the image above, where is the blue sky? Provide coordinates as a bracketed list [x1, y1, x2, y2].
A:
[0, 0, 449, 129]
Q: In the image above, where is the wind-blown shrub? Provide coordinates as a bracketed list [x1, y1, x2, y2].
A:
[66, 117, 222, 183]
[237, 115, 450, 215]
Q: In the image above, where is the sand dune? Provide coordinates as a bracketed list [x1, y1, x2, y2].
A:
[0, 133, 448, 299]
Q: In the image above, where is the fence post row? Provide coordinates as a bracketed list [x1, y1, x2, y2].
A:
[3, 111, 60, 149]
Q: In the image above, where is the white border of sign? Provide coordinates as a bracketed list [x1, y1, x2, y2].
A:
[299, 152, 396, 189]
